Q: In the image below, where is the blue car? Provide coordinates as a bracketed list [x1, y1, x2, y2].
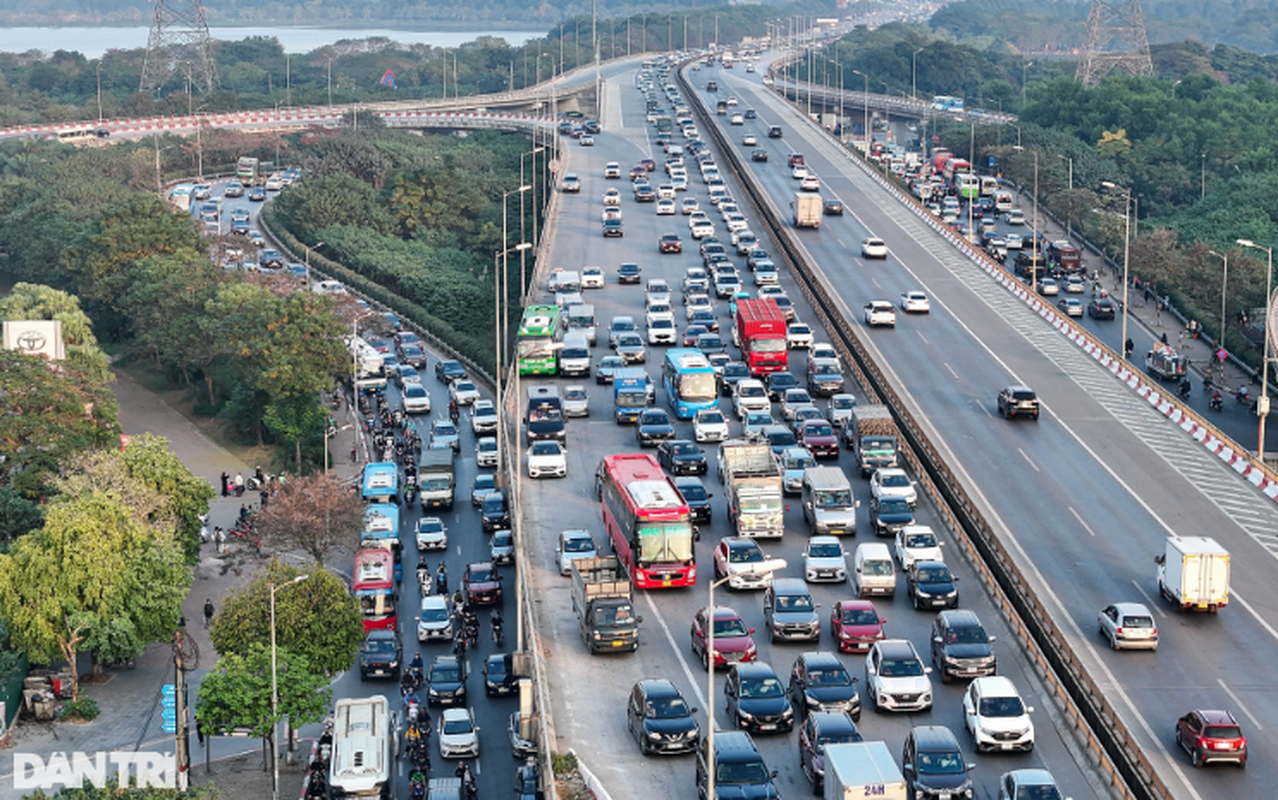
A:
[870, 495, 914, 537]
[907, 560, 959, 609]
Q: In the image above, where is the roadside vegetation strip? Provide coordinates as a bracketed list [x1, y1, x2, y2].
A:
[678, 61, 1166, 800]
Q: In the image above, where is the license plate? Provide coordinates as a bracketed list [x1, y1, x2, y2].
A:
[612, 640, 626, 648]
[1000, 743, 1014, 750]
[663, 580, 672, 587]
[828, 529, 844, 536]
[758, 724, 776, 731]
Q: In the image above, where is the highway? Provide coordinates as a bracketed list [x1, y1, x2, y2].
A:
[519, 62, 1111, 800]
[697, 59, 1278, 800]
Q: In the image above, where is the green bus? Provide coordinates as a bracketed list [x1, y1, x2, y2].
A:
[517, 305, 559, 375]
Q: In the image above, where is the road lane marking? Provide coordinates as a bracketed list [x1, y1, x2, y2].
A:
[639, 589, 716, 730]
[916, 330, 930, 346]
[1216, 679, 1262, 730]
[1017, 448, 1040, 472]
[944, 363, 959, 381]
[1129, 579, 1165, 617]
[1068, 507, 1097, 537]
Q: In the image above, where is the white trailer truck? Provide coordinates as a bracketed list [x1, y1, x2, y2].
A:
[1156, 536, 1229, 612]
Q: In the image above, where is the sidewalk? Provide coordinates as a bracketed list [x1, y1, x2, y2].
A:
[0, 372, 365, 799]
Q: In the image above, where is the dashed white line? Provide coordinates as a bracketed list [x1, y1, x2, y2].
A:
[944, 363, 960, 381]
[1017, 448, 1041, 472]
[916, 330, 930, 346]
[1128, 579, 1166, 618]
[1068, 507, 1097, 537]
[1216, 679, 1262, 730]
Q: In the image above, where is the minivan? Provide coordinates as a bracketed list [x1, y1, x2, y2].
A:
[802, 466, 859, 536]
[563, 303, 598, 345]
[695, 730, 780, 800]
[558, 332, 592, 378]
[762, 578, 820, 642]
[902, 726, 974, 800]
[853, 542, 896, 598]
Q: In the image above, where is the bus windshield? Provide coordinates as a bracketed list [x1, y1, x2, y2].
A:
[636, 522, 695, 563]
[678, 373, 717, 401]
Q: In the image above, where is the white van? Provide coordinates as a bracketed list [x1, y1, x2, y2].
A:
[549, 269, 582, 294]
[853, 542, 896, 598]
[312, 279, 347, 295]
[558, 332, 592, 378]
[995, 190, 1014, 213]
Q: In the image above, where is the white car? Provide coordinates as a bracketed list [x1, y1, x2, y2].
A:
[582, 266, 605, 288]
[438, 707, 480, 758]
[557, 529, 598, 576]
[475, 436, 498, 468]
[811, 342, 840, 366]
[899, 291, 931, 313]
[416, 595, 453, 642]
[1004, 233, 1023, 250]
[527, 440, 567, 478]
[415, 517, 448, 551]
[449, 380, 480, 406]
[691, 220, 715, 239]
[787, 323, 814, 349]
[792, 165, 809, 180]
[693, 407, 731, 442]
[646, 315, 677, 345]
[603, 188, 622, 206]
[1006, 208, 1026, 225]
[870, 468, 918, 507]
[726, 214, 749, 233]
[894, 525, 944, 571]
[402, 383, 432, 414]
[1038, 278, 1059, 296]
[733, 379, 771, 418]
[1097, 602, 1158, 651]
[604, 162, 621, 178]
[1065, 274, 1085, 294]
[803, 536, 849, 583]
[742, 133, 757, 146]
[800, 175, 820, 192]
[865, 639, 934, 713]
[730, 114, 745, 125]
[685, 294, 714, 318]
[860, 238, 888, 259]
[563, 385, 590, 417]
[863, 301, 897, 327]
[470, 399, 497, 433]
[963, 676, 1035, 753]
[682, 198, 700, 215]
[656, 199, 677, 216]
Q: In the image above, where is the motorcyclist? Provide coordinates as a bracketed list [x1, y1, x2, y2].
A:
[1203, 373, 1214, 393]
[400, 671, 418, 697]
[449, 399, 459, 424]
[1238, 384, 1251, 403]
[1178, 377, 1191, 398]
[408, 652, 424, 682]
[403, 688, 421, 711]
[436, 562, 448, 594]
[456, 762, 477, 800]
[1124, 338, 1134, 359]
[1210, 390, 1224, 411]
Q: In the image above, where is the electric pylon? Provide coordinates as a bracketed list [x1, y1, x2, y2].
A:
[140, 0, 219, 96]
[1076, 0, 1154, 88]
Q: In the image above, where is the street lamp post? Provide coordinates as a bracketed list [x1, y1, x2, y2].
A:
[1208, 249, 1228, 385]
[520, 147, 546, 296]
[270, 574, 309, 800]
[304, 241, 325, 285]
[912, 47, 924, 102]
[706, 561, 784, 800]
[1021, 61, 1034, 108]
[1237, 239, 1273, 460]
[852, 69, 869, 153]
[1103, 182, 1133, 359]
[1057, 155, 1073, 240]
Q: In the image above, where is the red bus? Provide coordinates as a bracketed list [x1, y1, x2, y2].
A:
[352, 548, 397, 633]
[596, 453, 697, 589]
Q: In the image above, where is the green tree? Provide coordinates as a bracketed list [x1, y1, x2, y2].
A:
[262, 394, 329, 473]
[194, 645, 331, 747]
[0, 491, 190, 698]
[0, 487, 42, 550]
[211, 560, 362, 676]
[251, 473, 363, 567]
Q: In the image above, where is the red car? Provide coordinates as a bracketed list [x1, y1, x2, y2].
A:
[660, 234, 683, 254]
[463, 562, 503, 606]
[640, 158, 657, 172]
[829, 600, 886, 653]
[1176, 709, 1247, 767]
[630, 166, 648, 180]
[681, 325, 709, 347]
[690, 606, 757, 670]
[798, 419, 839, 459]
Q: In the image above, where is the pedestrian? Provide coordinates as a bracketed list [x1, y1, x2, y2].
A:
[260, 489, 269, 508]
[239, 504, 249, 522]
[234, 472, 245, 497]
[215, 526, 226, 555]
[254, 465, 265, 488]
[1160, 332, 1169, 345]
[220, 471, 229, 498]
[203, 599, 214, 629]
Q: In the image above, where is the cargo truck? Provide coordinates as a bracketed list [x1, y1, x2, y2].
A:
[350, 336, 387, 394]
[734, 299, 789, 376]
[526, 385, 565, 442]
[236, 156, 259, 187]
[846, 405, 898, 478]
[1156, 536, 1229, 612]
[718, 440, 784, 538]
[793, 193, 822, 228]
[418, 447, 455, 510]
[570, 556, 642, 653]
[824, 742, 907, 800]
[801, 466, 859, 536]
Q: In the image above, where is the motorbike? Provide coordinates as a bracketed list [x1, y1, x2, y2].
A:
[405, 484, 418, 505]
[436, 566, 448, 595]
[1178, 380, 1192, 400]
[492, 615, 504, 646]
[409, 769, 428, 799]
[1209, 393, 1224, 412]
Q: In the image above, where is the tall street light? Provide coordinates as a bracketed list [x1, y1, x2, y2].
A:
[1207, 249, 1228, 386]
[1057, 155, 1073, 240]
[270, 574, 309, 800]
[521, 147, 547, 297]
[1021, 61, 1034, 108]
[912, 47, 924, 102]
[852, 69, 869, 153]
[706, 560, 785, 800]
[1102, 182, 1133, 359]
[1237, 238, 1273, 459]
[304, 241, 325, 285]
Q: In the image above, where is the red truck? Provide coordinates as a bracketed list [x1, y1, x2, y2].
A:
[734, 299, 789, 376]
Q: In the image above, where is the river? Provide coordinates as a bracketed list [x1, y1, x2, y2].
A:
[0, 26, 547, 59]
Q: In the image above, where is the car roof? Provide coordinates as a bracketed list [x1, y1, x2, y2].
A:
[809, 709, 859, 735]
[971, 675, 1020, 698]
[910, 724, 961, 751]
[1111, 601, 1152, 616]
[877, 639, 918, 658]
[731, 661, 777, 679]
[1005, 769, 1058, 787]
[937, 608, 981, 629]
[799, 651, 843, 669]
[1194, 709, 1238, 725]
[636, 678, 681, 699]
[441, 707, 470, 720]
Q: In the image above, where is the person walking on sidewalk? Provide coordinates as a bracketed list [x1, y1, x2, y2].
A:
[234, 472, 245, 497]
[220, 471, 229, 498]
[203, 599, 215, 629]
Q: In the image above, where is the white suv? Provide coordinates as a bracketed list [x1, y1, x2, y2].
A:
[733, 379, 771, 419]
[963, 676, 1035, 752]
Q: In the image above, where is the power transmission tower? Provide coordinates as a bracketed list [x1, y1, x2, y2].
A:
[1076, 0, 1153, 88]
[140, 0, 219, 96]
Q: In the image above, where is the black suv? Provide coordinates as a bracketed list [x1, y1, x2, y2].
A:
[426, 654, 467, 705]
[789, 651, 861, 720]
[695, 730, 779, 800]
[997, 385, 1040, 420]
[435, 359, 467, 383]
[765, 371, 798, 402]
[483, 653, 518, 696]
[902, 725, 974, 800]
[626, 678, 700, 755]
[481, 490, 511, 532]
[930, 609, 996, 683]
[358, 629, 402, 681]
[1088, 296, 1116, 319]
[724, 662, 795, 734]
[674, 476, 713, 524]
[798, 710, 863, 792]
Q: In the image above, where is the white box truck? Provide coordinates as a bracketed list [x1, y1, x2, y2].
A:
[824, 742, 906, 800]
[1156, 536, 1229, 612]
[793, 193, 822, 228]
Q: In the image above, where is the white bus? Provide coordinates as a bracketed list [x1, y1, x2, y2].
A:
[329, 695, 396, 799]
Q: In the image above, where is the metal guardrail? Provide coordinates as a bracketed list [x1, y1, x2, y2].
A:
[677, 62, 1166, 800]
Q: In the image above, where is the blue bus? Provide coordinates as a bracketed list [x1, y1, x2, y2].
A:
[614, 367, 651, 424]
[361, 503, 402, 583]
[662, 349, 719, 419]
[361, 462, 399, 504]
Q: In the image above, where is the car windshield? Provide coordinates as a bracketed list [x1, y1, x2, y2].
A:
[809, 543, 843, 559]
[564, 537, 595, 553]
[365, 639, 396, 655]
[531, 442, 561, 456]
[418, 520, 444, 533]
[787, 455, 817, 470]
[945, 625, 987, 644]
[917, 566, 952, 583]
[906, 533, 937, 549]
[699, 411, 725, 425]
[880, 498, 911, 514]
[815, 490, 852, 508]
[434, 423, 457, 437]
[483, 496, 506, 514]
[767, 430, 796, 446]
[841, 607, 881, 625]
[815, 364, 840, 376]
[422, 606, 449, 623]
[716, 761, 770, 784]
[596, 604, 637, 625]
[879, 657, 924, 677]
[817, 731, 862, 749]
[882, 474, 910, 487]
[671, 443, 698, 455]
[712, 617, 749, 637]
[493, 533, 513, 548]
[728, 544, 764, 564]
[468, 568, 494, 583]
[741, 676, 784, 699]
[565, 389, 587, 401]
[739, 384, 765, 398]
[431, 664, 460, 682]
[978, 696, 1025, 717]
[646, 697, 691, 719]
[805, 423, 834, 438]
[680, 484, 706, 501]
[917, 750, 966, 775]
[725, 364, 749, 378]
[640, 412, 667, 425]
[442, 717, 473, 735]
[769, 375, 796, 390]
[775, 594, 813, 612]
[806, 667, 852, 687]
[613, 320, 635, 332]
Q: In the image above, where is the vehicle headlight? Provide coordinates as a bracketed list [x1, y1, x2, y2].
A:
[737, 709, 754, 720]
[921, 691, 932, 704]
[781, 706, 794, 719]
[647, 730, 663, 740]
[592, 631, 602, 640]
[914, 586, 931, 596]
